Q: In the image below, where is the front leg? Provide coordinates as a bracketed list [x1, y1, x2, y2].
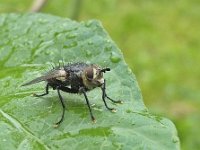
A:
[101, 81, 116, 112]
[101, 79, 123, 104]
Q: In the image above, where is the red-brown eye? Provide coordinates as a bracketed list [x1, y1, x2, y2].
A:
[85, 68, 93, 80]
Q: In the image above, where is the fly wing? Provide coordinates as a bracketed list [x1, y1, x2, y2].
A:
[21, 75, 48, 86]
[21, 69, 67, 86]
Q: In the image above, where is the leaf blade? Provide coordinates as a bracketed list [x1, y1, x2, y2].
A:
[0, 13, 180, 150]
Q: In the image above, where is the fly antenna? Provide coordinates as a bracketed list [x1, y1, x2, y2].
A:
[100, 67, 110, 73]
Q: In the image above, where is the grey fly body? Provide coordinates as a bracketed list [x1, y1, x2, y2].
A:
[22, 62, 122, 127]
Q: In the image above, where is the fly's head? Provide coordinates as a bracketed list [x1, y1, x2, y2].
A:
[82, 65, 110, 90]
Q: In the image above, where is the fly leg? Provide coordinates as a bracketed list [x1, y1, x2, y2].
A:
[80, 88, 96, 123]
[33, 84, 49, 97]
[54, 87, 66, 127]
[101, 79, 123, 112]
[101, 81, 116, 112]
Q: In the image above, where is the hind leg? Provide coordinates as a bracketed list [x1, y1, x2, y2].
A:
[33, 84, 49, 97]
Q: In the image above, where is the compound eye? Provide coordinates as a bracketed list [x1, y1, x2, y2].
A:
[85, 68, 93, 80]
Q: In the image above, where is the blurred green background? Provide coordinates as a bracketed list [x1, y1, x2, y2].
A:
[0, 0, 199, 149]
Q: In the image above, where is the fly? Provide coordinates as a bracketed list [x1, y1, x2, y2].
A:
[22, 62, 122, 127]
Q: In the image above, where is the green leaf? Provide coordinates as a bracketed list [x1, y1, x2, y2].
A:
[0, 13, 180, 150]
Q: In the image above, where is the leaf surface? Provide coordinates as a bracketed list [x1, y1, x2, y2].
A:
[0, 13, 180, 150]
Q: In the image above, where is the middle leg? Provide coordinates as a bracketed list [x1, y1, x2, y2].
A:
[81, 88, 96, 123]
[54, 88, 66, 127]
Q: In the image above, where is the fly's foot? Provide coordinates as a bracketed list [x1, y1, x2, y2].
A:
[111, 108, 117, 113]
[114, 100, 123, 104]
[53, 123, 59, 128]
[32, 93, 38, 97]
[53, 120, 63, 128]
[91, 116, 96, 123]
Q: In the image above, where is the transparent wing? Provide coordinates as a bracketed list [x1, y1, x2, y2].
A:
[21, 69, 67, 86]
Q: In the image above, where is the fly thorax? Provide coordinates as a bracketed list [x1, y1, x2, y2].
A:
[55, 69, 67, 81]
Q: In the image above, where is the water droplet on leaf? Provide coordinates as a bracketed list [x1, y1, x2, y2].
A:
[86, 50, 92, 57]
[67, 33, 77, 39]
[104, 45, 112, 51]
[126, 109, 132, 113]
[172, 136, 179, 143]
[110, 52, 121, 63]
[38, 18, 47, 24]
[131, 121, 136, 125]
[85, 21, 93, 27]
[3, 139, 6, 142]
[155, 116, 162, 122]
[88, 40, 93, 45]
[63, 41, 77, 48]
[127, 68, 132, 75]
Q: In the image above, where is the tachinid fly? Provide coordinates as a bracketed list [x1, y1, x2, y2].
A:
[22, 62, 122, 127]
